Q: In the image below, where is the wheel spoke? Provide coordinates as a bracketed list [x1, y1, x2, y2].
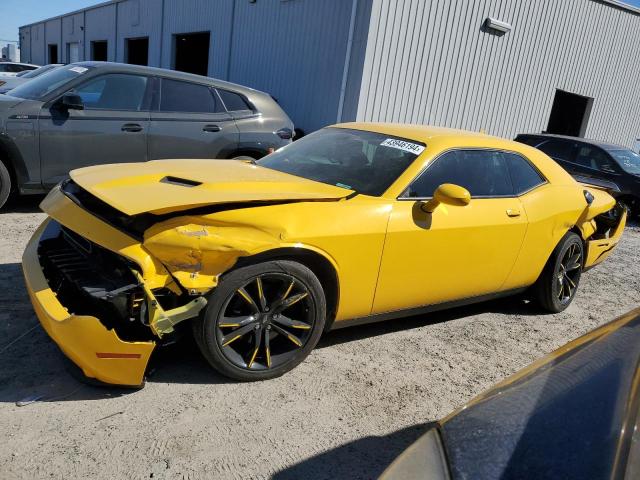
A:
[567, 253, 581, 271]
[218, 315, 255, 328]
[281, 292, 308, 310]
[256, 276, 267, 311]
[565, 273, 576, 289]
[557, 276, 565, 300]
[247, 328, 263, 368]
[221, 322, 256, 346]
[237, 287, 260, 313]
[281, 279, 295, 302]
[272, 314, 312, 330]
[271, 323, 303, 347]
[264, 329, 272, 368]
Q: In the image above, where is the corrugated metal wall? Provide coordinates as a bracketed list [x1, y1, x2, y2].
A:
[117, 0, 163, 66]
[85, 3, 117, 61]
[227, 0, 360, 133]
[61, 13, 85, 62]
[357, 0, 640, 147]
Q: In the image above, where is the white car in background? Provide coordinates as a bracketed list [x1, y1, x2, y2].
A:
[0, 64, 63, 94]
[0, 62, 38, 77]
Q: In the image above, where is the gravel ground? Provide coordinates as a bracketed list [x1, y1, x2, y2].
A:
[1, 197, 639, 480]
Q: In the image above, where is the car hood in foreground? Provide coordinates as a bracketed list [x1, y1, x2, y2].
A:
[438, 308, 640, 480]
[69, 159, 355, 216]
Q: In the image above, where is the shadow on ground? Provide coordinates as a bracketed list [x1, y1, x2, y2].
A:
[272, 422, 435, 480]
[0, 258, 546, 403]
[1, 195, 46, 214]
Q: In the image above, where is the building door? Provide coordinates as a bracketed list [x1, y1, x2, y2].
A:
[48, 44, 58, 63]
[67, 42, 80, 63]
[91, 40, 108, 61]
[126, 37, 149, 66]
[174, 32, 210, 76]
[546, 89, 593, 137]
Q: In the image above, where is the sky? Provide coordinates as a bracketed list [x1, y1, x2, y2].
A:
[1, 0, 640, 43]
[0, 0, 102, 42]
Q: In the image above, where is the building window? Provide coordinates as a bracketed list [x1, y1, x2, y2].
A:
[125, 37, 149, 66]
[173, 32, 210, 76]
[91, 40, 108, 61]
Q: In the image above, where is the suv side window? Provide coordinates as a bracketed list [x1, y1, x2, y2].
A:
[405, 149, 513, 198]
[217, 89, 253, 112]
[537, 139, 577, 162]
[504, 152, 546, 194]
[575, 145, 617, 172]
[0, 65, 9, 72]
[73, 74, 149, 111]
[160, 78, 224, 113]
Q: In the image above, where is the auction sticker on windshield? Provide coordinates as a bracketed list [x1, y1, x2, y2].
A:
[380, 138, 425, 155]
[69, 66, 88, 74]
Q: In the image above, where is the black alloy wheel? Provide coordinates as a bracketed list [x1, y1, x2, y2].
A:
[194, 261, 326, 381]
[535, 232, 584, 313]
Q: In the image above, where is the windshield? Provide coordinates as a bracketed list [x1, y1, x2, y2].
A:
[609, 149, 640, 175]
[8, 65, 91, 101]
[257, 128, 424, 196]
[21, 64, 59, 79]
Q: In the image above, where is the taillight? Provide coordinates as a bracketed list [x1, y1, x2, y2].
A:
[276, 128, 293, 140]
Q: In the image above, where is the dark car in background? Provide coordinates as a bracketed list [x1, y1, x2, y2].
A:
[0, 64, 63, 94]
[381, 307, 640, 480]
[516, 133, 640, 215]
[0, 62, 294, 208]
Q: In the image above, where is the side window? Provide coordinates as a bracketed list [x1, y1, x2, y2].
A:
[537, 139, 577, 162]
[405, 150, 513, 198]
[575, 146, 617, 172]
[73, 74, 149, 111]
[504, 152, 545, 194]
[0, 65, 8, 72]
[217, 89, 252, 112]
[160, 79, 224, 113]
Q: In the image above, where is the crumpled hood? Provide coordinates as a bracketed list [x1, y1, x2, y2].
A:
[69, 159, 354, 216]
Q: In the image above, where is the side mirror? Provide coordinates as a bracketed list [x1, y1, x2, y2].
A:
[59, 93, 84, 110]
[421, 183, 471, 213]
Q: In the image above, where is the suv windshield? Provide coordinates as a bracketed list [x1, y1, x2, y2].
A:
[609, 149, 640, 175]
[257, 127, 424, 196]
[9, 65, 92, 101]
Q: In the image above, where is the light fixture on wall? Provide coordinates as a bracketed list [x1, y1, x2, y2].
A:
[484, 17, 512, 34]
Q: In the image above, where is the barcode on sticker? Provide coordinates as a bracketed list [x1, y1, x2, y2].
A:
[380, 138, 425, 155]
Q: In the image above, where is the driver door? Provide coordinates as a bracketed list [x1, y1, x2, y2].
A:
[372, 149, 528, 313]
[39, 73, 152, 187]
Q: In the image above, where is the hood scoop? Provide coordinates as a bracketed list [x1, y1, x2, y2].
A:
[160, 176, 202, 188]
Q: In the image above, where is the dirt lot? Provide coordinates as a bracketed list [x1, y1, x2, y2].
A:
[1, 197, 638, 480]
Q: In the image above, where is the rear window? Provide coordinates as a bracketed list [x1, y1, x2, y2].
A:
[504, 152, 546, 194]
[160, 79, 224, 113]
[217, 89, 252, 112]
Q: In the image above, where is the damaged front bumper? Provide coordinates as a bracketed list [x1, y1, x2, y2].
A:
[584, 205, 627, 269]
[22, 220, 155, 387]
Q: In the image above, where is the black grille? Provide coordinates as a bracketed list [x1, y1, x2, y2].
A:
[38, 221, 152, 341]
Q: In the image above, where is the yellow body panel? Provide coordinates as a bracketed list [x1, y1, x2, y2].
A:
[23, 123, 626, 385]
[22, 220, 154, 386]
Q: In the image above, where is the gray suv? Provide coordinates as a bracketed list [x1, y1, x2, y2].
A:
[0, 62, 294, 208]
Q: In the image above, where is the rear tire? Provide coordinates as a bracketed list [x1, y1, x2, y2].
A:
[534, 232, 584, 313]
[193, 260, 326, 381]
[0, 160, 12, 209]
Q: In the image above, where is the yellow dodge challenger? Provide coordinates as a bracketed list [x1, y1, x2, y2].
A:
[22, 123, 626, 386]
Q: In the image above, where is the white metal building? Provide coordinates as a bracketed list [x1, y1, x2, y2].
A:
[19, 0, 640, 147]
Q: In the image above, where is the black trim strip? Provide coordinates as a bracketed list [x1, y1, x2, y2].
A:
[40, 115, 149, 121]
[330, 288, 527, 330]
[149, 117, 234, 123]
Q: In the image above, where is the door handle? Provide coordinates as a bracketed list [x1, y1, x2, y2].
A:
[203, 124, 221, 132]
[121, 123, 143, 132]
[506, 208, 521, 217]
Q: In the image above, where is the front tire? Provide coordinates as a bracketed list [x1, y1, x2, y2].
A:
[0, 161, 12, 209]
[193, 260, 326, 381]
[534, 232, 584, 313]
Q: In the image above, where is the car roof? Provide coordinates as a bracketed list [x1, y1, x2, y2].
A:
[71, 61, 267, 97]
[518, 132, 628, 152]
[0, 61, 38, 67]
[334, 122, 492, 144]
